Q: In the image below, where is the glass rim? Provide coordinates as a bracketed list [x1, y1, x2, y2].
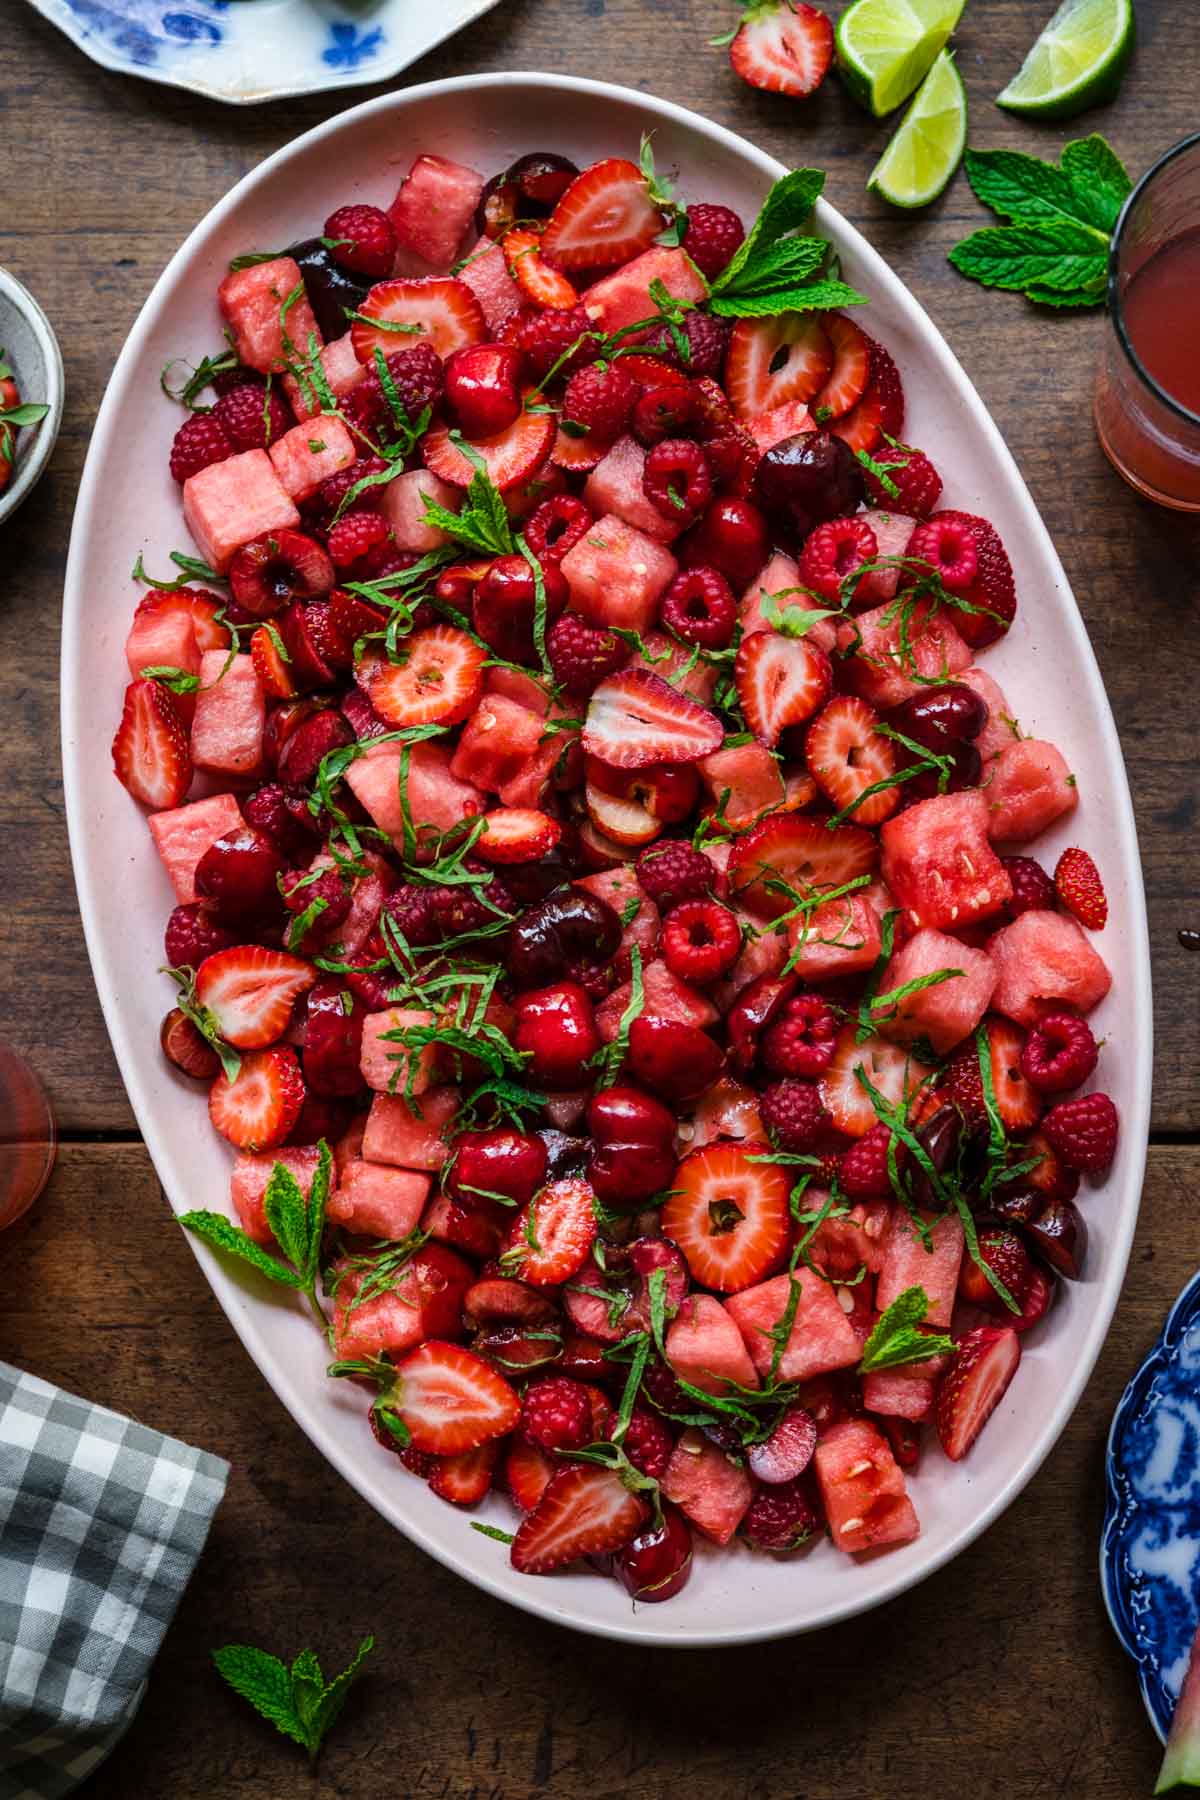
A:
[1108, 128, 1200, 430]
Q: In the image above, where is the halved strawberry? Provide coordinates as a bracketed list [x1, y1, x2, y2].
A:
[583, 670, 724, 770]
[618, 354, 690, 389]
[817, 1027, 921, 1139]
[510, 1464, 648, 1573]
[830, 337, 905, 455]
[943, 1017, 1042, 1132]
[724, 314, 832, 419]
[502, 1178, 597, 1287]
[503, 229, 579, 309]
[350, 276, 485, 364]
[476, 807, 563, 864]
[112, 678, 192, 810]
[208, 1045, 305, 1151]
[328, 588, 389, 659]
[428, 1439, 501, 1507]
[550, 424, 611, 474]
[505, 1434, 557, 1513]
[422, 391, 555, 492]
[194, 945, 316, 1049]
[810, 313, 871, 421]
[729, 0, 834, 97]
[728, 812, 878, 917]
[734, 631, 832, 748]
[250, 624, 297, 700]
[660, 1140, 790, 1291]
[383, 1340, 521, 1456]
[584, 777, 661, 849]
[366, 625, 486, 728]
[936, 1325, 1021, 1462]
[541, 158, 665, 273]
[805, 694, 897, 826]
[134, 587, 230, 653]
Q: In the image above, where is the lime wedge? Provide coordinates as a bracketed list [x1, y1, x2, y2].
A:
[996, 0, 1135, 119]
[868, 49, 967, 208]
[836, 0, 966, 118]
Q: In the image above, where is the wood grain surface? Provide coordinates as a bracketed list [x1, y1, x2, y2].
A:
[1, 0, 1198, 1792]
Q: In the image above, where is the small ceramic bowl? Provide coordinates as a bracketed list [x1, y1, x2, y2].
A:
[0, 268, 64, 527]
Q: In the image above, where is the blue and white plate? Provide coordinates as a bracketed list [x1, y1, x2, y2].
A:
[24, 0, 502, 105]
[1102, 1267, 1200, 1742]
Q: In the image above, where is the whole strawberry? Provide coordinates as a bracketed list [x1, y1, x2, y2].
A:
[1054, 847, 1107, 930]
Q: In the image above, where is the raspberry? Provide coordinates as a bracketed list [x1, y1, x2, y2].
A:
[643, 438, 712, 522]
[360, 545, 422, 583]
[635, 839, 713, 909]
[958, 1226, 1034, 1309]
[907, 515, 978, 596]
[357, 344, 445, 433]
[1041, 1092, 1118, 1174]
[243, 783, 319, 857]
[1020, 1011, 1099, 1095]
[631, 383, 701, 447]
[168, 412, 233, 483]
[323, 203, 397, 279]
[659, 566, 736, 649]
[760, 1079, 828, 1153]
[524, 494, 594, 565]
[546, 611, 625, 697]
[1001, 855, 1055, 920]
[521, 1376, 594, 1452]
[1054, 846, 1107, 930]
[743, 1477, 820, 1550]
[517, 303, 599, 380]
[212, 381, 293, 453]
[279, 868, 352, 948]
[428, 865, 514, 938]
[163, 903, 236, 967]
[642, 1358, 688, 1416]
[762, 993, 838, 1079]
[380, 883, 439, 948]
[799, 516, 879, 605]
[839, 1122, 896, 1200]
[649, 311, 731, 380]
[702, 420, 758, 492]
[935, 510, 1016, 647]
[617, 1406, 674, 1480]
[562, 364, 638, 440]
[861, 442, 942, 518]
[661, 899, 742, 983]
[303, 455, 388, 529]
[327, 512, 392, 570]
[683, 203, 746, 281]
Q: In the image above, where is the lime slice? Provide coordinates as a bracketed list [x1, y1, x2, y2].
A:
[868, 49, 967, 208]
[836, 0, 966, 117]
[996, 0, 1135, 119]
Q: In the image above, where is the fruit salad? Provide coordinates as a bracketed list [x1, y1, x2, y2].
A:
[112, 141, 1118, 1601]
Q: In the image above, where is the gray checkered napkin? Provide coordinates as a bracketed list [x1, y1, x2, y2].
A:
[0, 1363, 228, 1799]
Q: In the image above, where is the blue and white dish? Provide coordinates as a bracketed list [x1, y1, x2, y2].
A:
[1102, 1267, 1200, 1741]
[24, 0, 502, 105]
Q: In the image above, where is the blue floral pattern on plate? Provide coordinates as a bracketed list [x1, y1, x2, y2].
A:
[24, 0, 501, 103]
[1102, 1267, 1200, 1742]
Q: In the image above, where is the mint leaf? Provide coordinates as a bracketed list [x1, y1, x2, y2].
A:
[1060, 134, 1132, 233]
[1025, 282, 1107, 308]
[713, 168, 826, 291]
[710, 275, 867, 320]
[422, 444, 515, 557]
[761, 591, 841, 639]
[307, 1636, 374, 1749]
[947, 222, 1107, 296]
[179, 1211, 303, 1287]
[0, 401, 49, 428]
[963, 147, 1109, 241]
[212, 1646, 308, 1751]
[471, 1521, 516, 1544]
[859, 1285, 954, 1373]
[590, 943, 644, 1089]
[263, 1163, 310, 1276]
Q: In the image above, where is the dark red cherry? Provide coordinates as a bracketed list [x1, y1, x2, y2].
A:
[1024, 1197, 1087, 1281]
[194, 826, 285, 923]
[508, 887, 623, 989]
[445, 343, 524, 438]
[905, 739, 983, 801]
[751, 430, 863, 545]
[676, 496, 769, 588]
[302, 979, 365, 1098]
[614, 1505, 693, 1602]
[627, 1015, 725, 1102]
[886, 682, 988, 751]
[472, 554, 568, 663]
[447, 1128, 549, 1210]
[512, 981, 600, 1088]
[725, 972, 798, 1075]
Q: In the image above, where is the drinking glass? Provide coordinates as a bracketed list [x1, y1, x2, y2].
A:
[1094, 130, 1200, 511]
[0, 1042, 56, 1229]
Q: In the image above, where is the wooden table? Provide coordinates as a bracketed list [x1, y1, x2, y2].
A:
[3, 1, 1198, 1792]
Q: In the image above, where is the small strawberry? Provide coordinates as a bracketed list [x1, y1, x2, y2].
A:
[936, 1326, 1021, 1462]
[194, 945, 316, 1050]
[660, 1141, 790, 1291]
[501, 1179, 597, 1287]
[541, 158, 665, 272]
[476, 807, 563, 865]
[510, 1464, 648, 1573]
[208, 1045, 305, 1151]
[727, 813, 877, 918]
[428, 1440, 501, 1507]
[250, 624, 297, 700]
[366, 625, 486, 728]
[1054, 847, 1107, 930]
[957, 1226, 1035, 1311]
[379, 1341, 521, 1456]
[505, 1434, 557, 1512]
[502, 228, 579, 310]
[734, 631, 832, 748]
[111, 678, 192, 810]
[582, 670, 724, 770]
[943, 1017, 1042, 1132]
[726, 0, 834, 99]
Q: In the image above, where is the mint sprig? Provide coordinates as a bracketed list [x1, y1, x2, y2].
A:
[213, 1635, 373, 1761]
[180, 1140, 332, 1331]
[421, 436, 515, 557]
[859, 1285, 954, 1374]
[709, 168, 868, 319]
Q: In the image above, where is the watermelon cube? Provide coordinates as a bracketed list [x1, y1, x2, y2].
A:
[628, 630, 717, 704]
[584, 435, 685, 544]
[787, 894, 881, 982]
[268, 416, 356, 501]
[814, 1418, 920, 1554]
[559, 515, 678, 633]
[881, 790, 1013, 932]
[359, 1006, 438, 1097]
[218, 257, 322, 375]
[230, 1145, 320, 1245]
[725, 1269, 862, 1382]
[450, 694, 545, 795]
[499, 735, 572, 810]
[744, 400, 814, 456]
[334, 1114, 367, 1176]
[362, 1087, 459, 1171]
[875, 926, 997, 1054]
[327, 1160, 430, 1239]
[595, 958, 718, 1042]
[666, 1293, 761, 1395]
[284, 334, 367, 420]
[124, 599, 200, 686]
[575, 867, 660, 973]
[714, 911, 789, 1008]
[332, 1262, 427, 1360]
[861, 1369, 935, 1421]
[485, 665, 552, 717]
[190, 650, 266, 778]
[182, 449, 300, 573]
[387, 154, 484, 270]
[839, 596, 971, 710]
[148, 792, 245, 903]
[985, 738, 1078, 844]
[987, 909, 1112, 1027]
[379, 468, 460, 551]
[959, 665, 1015, 762]
[345, 738, 484, 845]
[854, 509, 917, 605]
[582, 246, 709, 336]
[700, 740, 786, 830]
[875, 1209, 965, 1327]
[457, 240, 524, 332]
[1156, 1619, 1200, 1793]
[661, 1427, 753, 1545]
